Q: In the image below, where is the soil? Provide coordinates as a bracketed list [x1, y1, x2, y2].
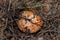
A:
[0, 0, 60, 40]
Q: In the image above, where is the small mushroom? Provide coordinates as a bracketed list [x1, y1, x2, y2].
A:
[17, 10, 43, 33]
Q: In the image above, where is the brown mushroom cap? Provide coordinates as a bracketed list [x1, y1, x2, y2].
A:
[18, 10, 43, 33]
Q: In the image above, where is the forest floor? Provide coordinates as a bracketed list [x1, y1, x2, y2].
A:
[0, 0, 60, 40]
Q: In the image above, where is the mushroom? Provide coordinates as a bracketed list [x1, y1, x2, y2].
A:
[17, 10, 43, 33]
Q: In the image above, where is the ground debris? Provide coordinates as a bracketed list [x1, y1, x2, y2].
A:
[0, 0, 60, 40]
